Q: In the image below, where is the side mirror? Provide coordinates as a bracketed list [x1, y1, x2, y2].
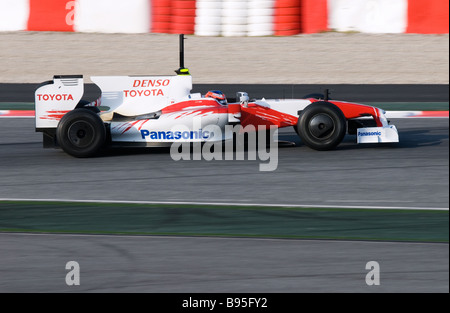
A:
[237, 92, 249, 108]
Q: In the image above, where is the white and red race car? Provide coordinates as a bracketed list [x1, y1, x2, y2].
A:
[35, 35, 398, 157]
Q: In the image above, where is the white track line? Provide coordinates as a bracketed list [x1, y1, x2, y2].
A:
[1, 233, 447, 246]
[0, 198, 447, 211]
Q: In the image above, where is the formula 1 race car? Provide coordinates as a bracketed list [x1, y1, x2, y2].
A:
[35, 35, 398, 157]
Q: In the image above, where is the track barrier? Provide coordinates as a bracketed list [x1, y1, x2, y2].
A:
[0, 0, 448, 35]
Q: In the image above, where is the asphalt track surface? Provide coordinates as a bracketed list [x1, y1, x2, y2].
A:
[0, 118, 448, 209]
[0, 233, 447, 293]
[0, 117, 448, 292]
[0, 85, 448, 293]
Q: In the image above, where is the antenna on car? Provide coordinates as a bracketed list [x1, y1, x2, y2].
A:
[175, 34, 190, 75]
[324, 88, 330, 101]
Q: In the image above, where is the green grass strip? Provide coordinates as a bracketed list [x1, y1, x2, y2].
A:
[0, 200, 447, 242]
[0, 102, 34, 110]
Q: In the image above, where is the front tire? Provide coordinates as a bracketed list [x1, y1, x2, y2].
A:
[56, 108, 106, 157]
[297, 101, 346, 151]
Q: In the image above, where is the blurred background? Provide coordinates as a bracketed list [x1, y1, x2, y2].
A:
[0, 0, 448, 84]
[1, 0, 448, 35]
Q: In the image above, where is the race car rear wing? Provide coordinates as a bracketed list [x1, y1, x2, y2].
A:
[35, 75, 84, 130]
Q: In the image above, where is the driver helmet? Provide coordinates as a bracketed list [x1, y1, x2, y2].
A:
[205, 90, 227, 105]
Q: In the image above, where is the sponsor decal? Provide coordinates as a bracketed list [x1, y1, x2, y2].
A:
[123, 79, 171, 98]
[124, 89, 164, 97]
[140, 129, 210, 140]
[132, 79, 170, 88]
[37, 94, 74, 101]
[358, 131, 382, 136]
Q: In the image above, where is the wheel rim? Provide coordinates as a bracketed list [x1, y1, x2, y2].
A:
[67, 121, 95, 148]
[308, 113, 335, 140]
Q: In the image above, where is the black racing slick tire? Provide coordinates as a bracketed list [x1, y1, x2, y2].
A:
[56, 108, 106, 157]
[297, 101, 346, 151]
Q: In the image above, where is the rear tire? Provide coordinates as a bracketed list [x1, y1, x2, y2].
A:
[297, 101, 346, 151]
[56, 108, 106, 157]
